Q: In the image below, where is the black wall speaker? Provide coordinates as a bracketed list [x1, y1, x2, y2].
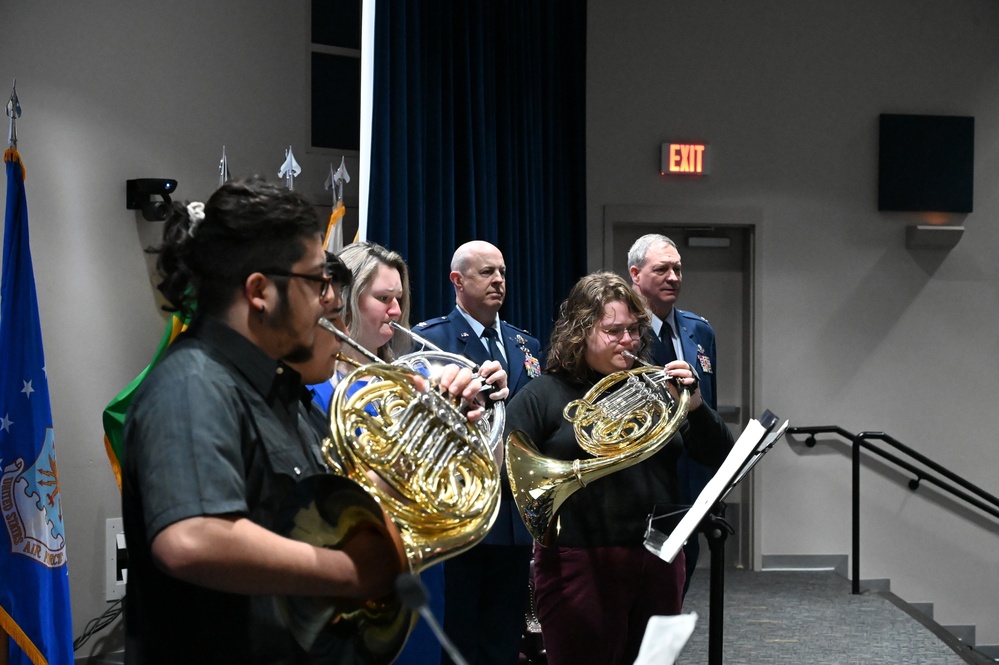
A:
[878, 114, 974, 213]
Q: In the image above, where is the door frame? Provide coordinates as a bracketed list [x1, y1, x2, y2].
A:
[602, 204, 765, 569]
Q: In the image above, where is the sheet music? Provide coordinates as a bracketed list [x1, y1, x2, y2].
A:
[726, 419, 788, 494]
[645, 415, 788, 564]
[633, 613, 698, 665]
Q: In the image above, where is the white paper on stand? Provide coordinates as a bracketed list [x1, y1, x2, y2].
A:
[645, 418, 787, 564]
[633, 612, 698, 665]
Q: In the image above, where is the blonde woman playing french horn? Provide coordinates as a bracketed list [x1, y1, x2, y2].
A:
[504, 272, 734, 665]
[307, 241, 509, 420]
[309, 240, 509, 665]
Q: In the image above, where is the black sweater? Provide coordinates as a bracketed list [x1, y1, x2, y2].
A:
[504, 373, 734, 547]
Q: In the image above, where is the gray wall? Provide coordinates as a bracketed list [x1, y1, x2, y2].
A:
[588, 0, 999, 645]
[1, 0, 997, 660]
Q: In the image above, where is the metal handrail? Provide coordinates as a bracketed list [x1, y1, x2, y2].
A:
[786, 426, 999, 594]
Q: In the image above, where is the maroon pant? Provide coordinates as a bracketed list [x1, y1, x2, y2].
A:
[532, 544, 685, 665]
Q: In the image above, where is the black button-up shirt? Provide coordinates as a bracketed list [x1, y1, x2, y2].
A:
[122, 316, 332, 664]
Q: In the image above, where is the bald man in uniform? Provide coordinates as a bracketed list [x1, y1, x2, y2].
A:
[415, 240, 543, 665]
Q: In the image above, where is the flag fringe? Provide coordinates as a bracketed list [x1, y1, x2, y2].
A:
[104, 434, 123, 492]
[0, 607, 48, 665]
[4, 148, 27, 180]
[324, 202, 346, 245]
[168, 314, 188, 341]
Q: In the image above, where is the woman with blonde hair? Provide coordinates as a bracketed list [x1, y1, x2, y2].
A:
[338, 241, 412, 362]
[312, 240, 508, 665]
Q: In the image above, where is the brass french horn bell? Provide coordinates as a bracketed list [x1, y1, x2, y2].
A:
[505, 352, 692, 546]
[318, 318, 502, 569]
[280, 319, 502, 663]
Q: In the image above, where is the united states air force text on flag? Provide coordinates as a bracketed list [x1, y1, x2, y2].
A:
[1, 147, 74, 665]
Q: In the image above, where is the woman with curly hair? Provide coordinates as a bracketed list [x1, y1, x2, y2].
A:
[505, 271, 734, 665]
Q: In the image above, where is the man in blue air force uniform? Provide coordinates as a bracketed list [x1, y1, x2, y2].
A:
[415, 240, 543, 665]
[628, 233, 718, 596]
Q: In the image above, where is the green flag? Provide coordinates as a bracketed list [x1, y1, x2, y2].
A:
[102, 312, 188, 491]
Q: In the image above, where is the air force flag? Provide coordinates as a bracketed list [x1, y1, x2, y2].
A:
[1, 148, 73, 665]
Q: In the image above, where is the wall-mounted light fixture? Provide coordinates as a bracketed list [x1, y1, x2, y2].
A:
[126, 178, 177, 221]
[878, 114, 973, 250]
[905, 225, 964, 249]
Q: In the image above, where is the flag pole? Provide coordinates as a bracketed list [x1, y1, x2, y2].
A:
[1, 77, 17, 665]
[0, 79, 13, 665]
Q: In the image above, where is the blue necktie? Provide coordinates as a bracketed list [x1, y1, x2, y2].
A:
[482, 327, 508, 373]
[660, 323, 678, 365]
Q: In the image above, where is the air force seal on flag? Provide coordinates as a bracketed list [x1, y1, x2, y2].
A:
[1, 427, 67, 568]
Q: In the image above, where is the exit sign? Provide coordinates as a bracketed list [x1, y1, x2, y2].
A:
[661, 142, 709, 175]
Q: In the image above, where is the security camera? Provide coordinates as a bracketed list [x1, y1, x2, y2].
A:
[126, 178, 178, 221]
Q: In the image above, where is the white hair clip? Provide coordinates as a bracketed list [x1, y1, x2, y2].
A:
[186, 202, 205, 237]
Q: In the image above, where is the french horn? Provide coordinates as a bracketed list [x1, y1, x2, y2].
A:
[281, 318, 503, 663]
[505, 352, 692, 546]
[390, 321, 506, 465]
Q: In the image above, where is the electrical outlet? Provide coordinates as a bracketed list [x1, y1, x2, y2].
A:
[105, 518, 127, 600]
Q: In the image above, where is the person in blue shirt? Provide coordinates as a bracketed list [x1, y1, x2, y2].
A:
[310, 240, 508, 665]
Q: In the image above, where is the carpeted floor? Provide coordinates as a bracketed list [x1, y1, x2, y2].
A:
[676, 569, 991, 665]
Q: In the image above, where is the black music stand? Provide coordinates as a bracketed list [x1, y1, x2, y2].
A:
[644, 410, 787, 665]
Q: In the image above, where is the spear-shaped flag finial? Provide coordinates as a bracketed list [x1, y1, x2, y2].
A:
[323, 156, 350, 254]
[324, 163, 337, 205]
[278, 145, 301, 190]
[324, 156, 350, 205]
[7, 79, 21, 150]
[218, 145, 230, 187]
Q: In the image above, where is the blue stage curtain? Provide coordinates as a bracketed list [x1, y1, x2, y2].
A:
[368, 0, 587, 344]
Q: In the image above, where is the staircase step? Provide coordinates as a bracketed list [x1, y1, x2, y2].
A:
[943, 624, 976, 646]
[754, 558, 991, 661]
[759, 553, 850, 576]
[972, 644, 999, 661]
[860, 577, 891, 592]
